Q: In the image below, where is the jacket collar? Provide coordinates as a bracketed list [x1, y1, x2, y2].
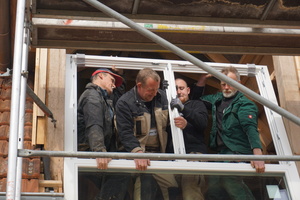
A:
[86, 82, 109, 99]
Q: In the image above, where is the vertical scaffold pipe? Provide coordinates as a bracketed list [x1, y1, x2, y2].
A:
[6, 0, 26, 199]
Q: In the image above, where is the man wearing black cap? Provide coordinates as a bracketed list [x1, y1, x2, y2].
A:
[77, 68, 129, 199]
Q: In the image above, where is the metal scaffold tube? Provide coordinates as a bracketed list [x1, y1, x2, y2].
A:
[19, 149, 300, 162]
[15, 22, 30, 200]
[6, 0, 26, 199]
[83, 0, 300, 127]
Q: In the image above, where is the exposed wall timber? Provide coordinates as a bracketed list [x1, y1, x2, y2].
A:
[273, 55, 300, 172]
[32, 48, 48, 146]
[44, 49, 65, 181]
[33, 48, 65, 183]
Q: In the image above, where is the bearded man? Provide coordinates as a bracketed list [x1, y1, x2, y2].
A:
[192, 66, 265, 200]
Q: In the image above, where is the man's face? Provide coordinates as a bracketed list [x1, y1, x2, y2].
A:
[175, 79, 190, 103]
[220, 72, 239, 98]
[100, 73, 116, 95]
[137, 77, 160, 102]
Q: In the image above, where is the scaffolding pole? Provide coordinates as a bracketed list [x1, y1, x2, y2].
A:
[19, 149, 300, 162]
[6, 0, 26, 199]
[83, 0, 300, 127]
[15, 21, 30, 200]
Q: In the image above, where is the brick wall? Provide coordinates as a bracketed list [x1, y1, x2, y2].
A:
[0, 77, 40, 192]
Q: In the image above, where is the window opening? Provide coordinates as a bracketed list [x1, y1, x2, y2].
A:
[64, 54, 300, 200]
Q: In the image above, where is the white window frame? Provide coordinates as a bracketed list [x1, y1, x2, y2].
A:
[64, 54, 300, 200]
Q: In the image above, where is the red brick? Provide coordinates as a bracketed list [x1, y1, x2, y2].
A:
[25, 100, 33, 113]
[0, 88, 11, 100]
[0, 125, 9, 140]
[0, 141, 33, 157]
[0, 141, 8, 157]
[0, 178, 39, 193]
[0, 111, 32, 126]
[0, 78, 12, 88]
[22, 158, 41, 179]
[0, 112, 10, 126]
[24, 126, 32, 141]
[0, 125, 32, 141]
[22, 178, 39, 192]
[0, 157, 8, 178]
[24, 112, 33, 126]
[0, 100, 11, 112]
[0, 157, 40, 179]
[23, 141, 33, 150]
[0, 178, 6, 192]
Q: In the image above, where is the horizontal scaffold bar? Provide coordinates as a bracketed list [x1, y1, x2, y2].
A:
[18, 149, 300, 162]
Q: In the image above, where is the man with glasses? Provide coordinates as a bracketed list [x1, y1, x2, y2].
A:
[77, 68, 129, 199]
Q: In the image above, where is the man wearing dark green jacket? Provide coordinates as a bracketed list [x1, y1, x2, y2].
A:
[192, 66, 265, 200]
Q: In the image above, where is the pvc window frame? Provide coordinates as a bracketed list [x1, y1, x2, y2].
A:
[64, 54, 300, 200]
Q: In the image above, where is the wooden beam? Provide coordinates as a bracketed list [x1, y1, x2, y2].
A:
[32, 48, 48, 145]
[44, 49, 66, 182]
[206, 54, 230, 63]
[295, 56, 300, 89]
[273, 56, 300, 170]
[33, 40, 300, 55]
[33, 10, 300, 29]
[238, 55, 264, 64]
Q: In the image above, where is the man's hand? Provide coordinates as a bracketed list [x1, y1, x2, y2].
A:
[170, 97, 184, 112]
[196, 74, 212, 87]
[111, 65, 124, 75]
[96, 158, 112, 170]
[251, 148, 265, 173]
[174, 116, 187, 129]
[134, 151, 150, 171]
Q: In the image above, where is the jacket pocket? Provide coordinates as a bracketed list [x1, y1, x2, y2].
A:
[134, 113, 150, 137]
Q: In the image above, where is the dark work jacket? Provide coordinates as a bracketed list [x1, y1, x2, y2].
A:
[115, 86, 169, 153]
[167, 100, 208, 154]
[77, 83, 115, 152]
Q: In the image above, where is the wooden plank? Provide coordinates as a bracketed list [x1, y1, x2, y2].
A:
[44, 49, 66, 181]
[273, 56, 300, 170]
[39, 180, 62, 187]
[32, 48, 48, 145]
[39, 174, 45, 192]
[239, 55, 263, 64]
[206, 54, 229, 63]
[32, 48, 42, 145]
[295, 56, 300, 89]
[36, 117, 46, 145]
[35, 48, 48, 116]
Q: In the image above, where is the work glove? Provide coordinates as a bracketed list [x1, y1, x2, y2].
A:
[162, 80, 169, 91]
[170, 97, 184, 112]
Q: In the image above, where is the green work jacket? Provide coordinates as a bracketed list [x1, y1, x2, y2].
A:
[201, 92, 262, 154]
